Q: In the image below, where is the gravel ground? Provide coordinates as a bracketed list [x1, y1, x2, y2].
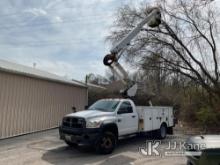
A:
[0, 129, 187, 165]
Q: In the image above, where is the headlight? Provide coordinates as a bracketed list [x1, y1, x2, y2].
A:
[86, 120, 102, 128]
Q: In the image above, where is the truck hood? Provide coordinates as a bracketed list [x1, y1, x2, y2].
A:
[66, 110, 115, 119]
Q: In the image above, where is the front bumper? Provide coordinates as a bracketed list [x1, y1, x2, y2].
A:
[59, 126, 101, 146]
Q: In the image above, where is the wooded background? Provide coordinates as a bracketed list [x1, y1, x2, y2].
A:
[88, 0, 220, 133]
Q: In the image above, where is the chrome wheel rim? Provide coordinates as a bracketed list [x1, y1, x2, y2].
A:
[101, 137, 112, 149]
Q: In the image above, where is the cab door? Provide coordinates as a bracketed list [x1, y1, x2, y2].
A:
[117, 101, 138, 136]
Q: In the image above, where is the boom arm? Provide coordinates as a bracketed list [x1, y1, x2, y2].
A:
[103, 7, 161, 97]
[110, 8, 161, 56]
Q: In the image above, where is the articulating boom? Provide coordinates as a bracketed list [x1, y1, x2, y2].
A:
[103, 7, 161, 97]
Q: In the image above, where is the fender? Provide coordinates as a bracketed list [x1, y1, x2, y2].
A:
[100, 123, 119, 138]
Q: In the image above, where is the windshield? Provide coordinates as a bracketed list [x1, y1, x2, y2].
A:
[88, 100, 119, 112]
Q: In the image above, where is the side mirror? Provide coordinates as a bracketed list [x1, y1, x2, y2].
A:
[127, 106, 133, 113]
[117, 108, 127, 114]
[85, 105, 89, 110]
[72, 106, 76, 113]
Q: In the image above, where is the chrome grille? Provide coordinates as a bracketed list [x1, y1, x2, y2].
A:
[62, 117, 85, 128]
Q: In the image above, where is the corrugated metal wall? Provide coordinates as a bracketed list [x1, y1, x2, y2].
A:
[0, 71, 88, 139]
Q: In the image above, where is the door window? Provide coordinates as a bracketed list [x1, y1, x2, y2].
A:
[118, 102, 133, 114]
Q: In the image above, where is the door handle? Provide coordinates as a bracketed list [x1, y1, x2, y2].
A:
[132, 115, 136, 118]
[118, 119, 122, 122]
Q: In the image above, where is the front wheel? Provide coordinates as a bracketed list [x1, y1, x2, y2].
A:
[95, 131, 116, 154]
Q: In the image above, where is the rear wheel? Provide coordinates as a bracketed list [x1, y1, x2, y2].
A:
[157, 124, 167, 139]
[95, 131, 116, 154]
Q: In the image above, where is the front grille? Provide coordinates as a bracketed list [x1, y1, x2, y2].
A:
[62, 117, 85, 128]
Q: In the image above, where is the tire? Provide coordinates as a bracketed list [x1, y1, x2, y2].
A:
[157, 124, 167, 139]
[95, 131, 116, 154]
[65, 140, 78, 148]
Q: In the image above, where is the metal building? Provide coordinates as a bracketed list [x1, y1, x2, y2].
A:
[0, 59, 88, 139]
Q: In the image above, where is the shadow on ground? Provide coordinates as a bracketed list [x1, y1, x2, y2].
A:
[41, 134, 185, 165]
[41, 135, 152, 165]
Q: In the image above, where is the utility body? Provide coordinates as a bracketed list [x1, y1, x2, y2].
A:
[59, 99, 175, 154]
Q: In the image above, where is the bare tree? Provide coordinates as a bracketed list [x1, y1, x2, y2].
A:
[107, 0, 220, 98]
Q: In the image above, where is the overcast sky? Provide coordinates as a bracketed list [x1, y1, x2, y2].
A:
[0, 0, 147, 81]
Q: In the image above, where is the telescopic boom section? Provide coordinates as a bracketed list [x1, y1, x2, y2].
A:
[103, 7, 161, 97]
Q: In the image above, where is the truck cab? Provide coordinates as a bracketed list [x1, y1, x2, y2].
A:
[59, 98, 174, 154]
[113, 99, 139, 135]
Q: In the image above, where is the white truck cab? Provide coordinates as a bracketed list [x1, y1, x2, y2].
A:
[59, 98, 175, 154]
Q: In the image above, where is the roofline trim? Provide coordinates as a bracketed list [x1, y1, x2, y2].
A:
[0, 67, 88, 88]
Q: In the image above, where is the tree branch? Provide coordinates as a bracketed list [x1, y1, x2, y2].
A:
[162, 21, 217, 84]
